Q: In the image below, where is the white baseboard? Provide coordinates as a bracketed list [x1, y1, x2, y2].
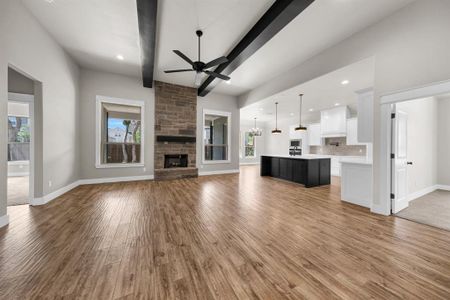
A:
[199, 169, 240, 176]
[30, 180, 80, 206]
[0, 214, 10, 228]
[371, 203, 390, 216]
[30, 175, 154, 206]
[437, 184, 450, 191]
[78, 175, 154, 185]
[407, 185, 438, 202]
[8, 172, 30, 177]
[239, 162, 260, 166]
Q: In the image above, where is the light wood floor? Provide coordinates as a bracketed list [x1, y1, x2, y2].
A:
[1, 166, 450, 299]
[7, 176, 29, 206]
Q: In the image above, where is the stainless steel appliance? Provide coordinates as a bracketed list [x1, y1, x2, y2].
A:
[289, 140, 302, 156]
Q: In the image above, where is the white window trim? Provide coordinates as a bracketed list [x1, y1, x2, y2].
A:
[202, 109, 232, 165]
[95, 95, 145, 169]
[244, 131, 257, 158]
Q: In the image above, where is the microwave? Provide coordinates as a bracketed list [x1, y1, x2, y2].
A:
[290, 140, 302, 147]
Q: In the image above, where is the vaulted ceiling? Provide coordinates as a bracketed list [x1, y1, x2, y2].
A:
[22, 0, 415, 96]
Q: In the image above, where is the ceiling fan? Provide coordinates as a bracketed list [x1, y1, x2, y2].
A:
[164, 30, 230, 85]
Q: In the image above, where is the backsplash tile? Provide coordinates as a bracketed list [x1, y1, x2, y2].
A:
[309, 137, 366, 156]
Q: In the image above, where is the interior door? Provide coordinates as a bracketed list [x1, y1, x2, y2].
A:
[391, 108, 408, 213]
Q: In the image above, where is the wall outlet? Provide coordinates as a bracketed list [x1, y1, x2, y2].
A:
[143, 167, 146, 172]
[48, 180, 52, 187]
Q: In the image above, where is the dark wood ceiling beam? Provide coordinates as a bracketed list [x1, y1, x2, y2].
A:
[137, 0, 158, 88]
[197, 0, 315, 97]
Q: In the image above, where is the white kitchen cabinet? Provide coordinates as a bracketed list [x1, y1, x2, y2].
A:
[346, 118, 363, 145]
[331, 157, 341, 177]
[341, 161, 373, 208]
[320, 106, 350, 137]
[356, 88, 373, 143]
[308, 123, 322, 146]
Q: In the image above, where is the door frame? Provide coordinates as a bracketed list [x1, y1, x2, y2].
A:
[8, 92, 34, 204]
[379, 79, 450, 215]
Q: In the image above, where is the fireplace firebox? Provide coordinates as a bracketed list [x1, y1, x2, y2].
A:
[164, 154, 188, 168]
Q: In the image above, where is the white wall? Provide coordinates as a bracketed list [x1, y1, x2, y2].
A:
[263, 118, 292, 156]
[197, 93, 240, 174]
[239, 0, 450, 214]
[0, 0, 80, 218]
[239, 120, 266, 165]
[437, 97, 450, 186]
[397, 97, 438, 195]
[79, 69, 155, 180]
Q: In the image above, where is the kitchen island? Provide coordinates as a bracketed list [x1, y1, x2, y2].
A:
[260, 155, 331, 188]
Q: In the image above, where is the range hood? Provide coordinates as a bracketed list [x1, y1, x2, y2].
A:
[320, 106, 350, 138]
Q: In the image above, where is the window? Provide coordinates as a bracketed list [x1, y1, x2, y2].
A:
[96, 96, 144, 168]
[8, 116, 30, 162]
[203, 110, 231, 163]
[244, 132, 256, 158]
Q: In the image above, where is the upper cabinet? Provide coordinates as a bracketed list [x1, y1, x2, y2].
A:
[308, 123, 322, 146]
[320, 106, 350, 137]
[356, 88, 373, 143]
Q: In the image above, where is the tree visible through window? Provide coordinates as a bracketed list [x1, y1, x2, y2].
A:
[244, 132, 256, 158]
[8, 116, 30, 161]
[99, 100, 143, 165]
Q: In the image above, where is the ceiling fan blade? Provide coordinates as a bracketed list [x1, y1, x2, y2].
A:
[164, 69, 194, 73]
[204, 56, 228, 69]
[173, 50, 194, 65]
[204, 70, 230, 81]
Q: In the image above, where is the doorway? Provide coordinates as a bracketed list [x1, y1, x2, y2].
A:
[380, 80, 450, 231]
[7, 95, 33, 206]
[7, 67, 36, 207]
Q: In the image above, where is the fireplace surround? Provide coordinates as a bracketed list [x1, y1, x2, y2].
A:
[154, 81, 198, 180]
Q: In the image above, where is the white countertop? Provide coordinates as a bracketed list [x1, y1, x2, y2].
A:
[340, 157, 373, 165]
[262, 154, 331, 160]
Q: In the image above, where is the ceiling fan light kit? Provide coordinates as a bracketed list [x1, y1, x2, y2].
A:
[295, 93, 307, 131]
[164, 30, 231, 84]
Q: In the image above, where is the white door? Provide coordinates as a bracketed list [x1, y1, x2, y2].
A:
[391, 108, 408, 213]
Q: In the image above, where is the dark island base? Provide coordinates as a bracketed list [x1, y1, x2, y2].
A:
[260, 156, 331, 188]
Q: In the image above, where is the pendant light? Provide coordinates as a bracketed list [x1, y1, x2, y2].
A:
[295, 93, 307, 131]
[250, 117, 262, 136]
[272, 102, 282, 134]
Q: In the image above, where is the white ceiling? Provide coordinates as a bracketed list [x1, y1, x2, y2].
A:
[21, 0, 142, 78]
[155, 0, 274, 90]
[220, 0, 414, 95]
[21, 0, 414, 96]
[240, 57, 374, 123]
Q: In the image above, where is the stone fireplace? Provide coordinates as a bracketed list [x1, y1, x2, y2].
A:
[154, 81, 198, 180]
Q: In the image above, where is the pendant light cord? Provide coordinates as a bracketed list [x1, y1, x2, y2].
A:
[198, 34, 201, 61]
[299, 94, 303, 126]
[275, 102, 278, 130]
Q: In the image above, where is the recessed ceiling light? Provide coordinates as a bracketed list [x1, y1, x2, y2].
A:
[341, 80, 349, 85]
[290, 113, 294, 116]
[259, 108, 264, 111]
[116, 54, 124, 61]
[309, 108, 314, 112]
[226, 80, 231, 85]
[335, 103, 340, 106]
